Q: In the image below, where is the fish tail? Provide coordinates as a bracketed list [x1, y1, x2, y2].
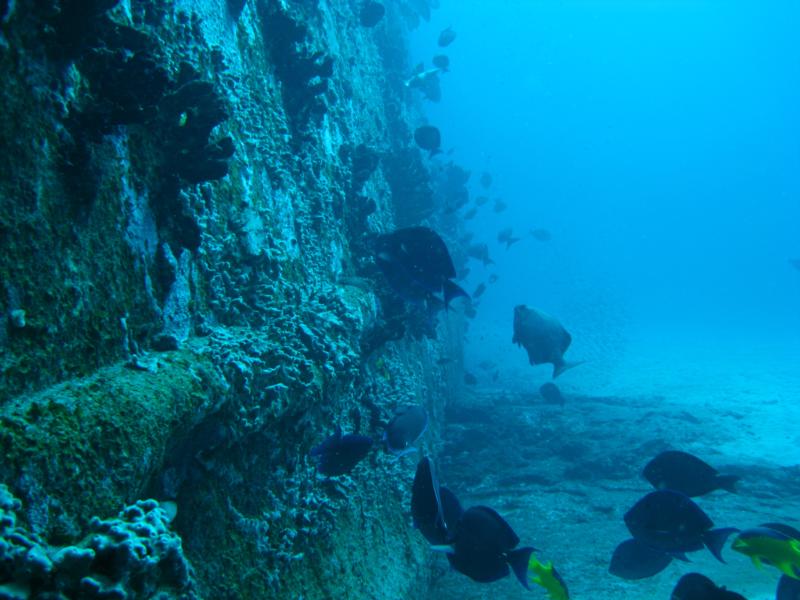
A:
[704, 527, 739, 563]
[714, 474, 740, 493]
[552, 360, 585, 379]
[508, 546, 535, 590]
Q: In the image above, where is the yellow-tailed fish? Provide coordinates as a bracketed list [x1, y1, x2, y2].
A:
[732, 527, 800, 580]
[527, 554, 569, 600]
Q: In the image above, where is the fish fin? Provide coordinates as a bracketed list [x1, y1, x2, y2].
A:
[705, 527, 739, 563]
[552, 360, 585, 379]
[777, 561, 800, 579]
[715, 474, 740, 493]
[429, 544, 454, 554]
[507, 546, 535, 590]
[443, 280, 469, 309]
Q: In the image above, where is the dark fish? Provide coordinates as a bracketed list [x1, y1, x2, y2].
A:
[310, 427, 373, 476]
[439, 486, 464, 532]
[671, 573, 748, 600]
[488, 273, 498, 284]
[375, 226, 468, 308]
[438, 26, 457, 47]
[472, 283, 487, 299]
[359, 1, 385, 27]
[491, 370, 499, 382]
[477, 360, 496, 371]
[466, 242, 494, 267]
[512, 305, 582, 378]
[414, 125, 441, 156]
[791, 259, 800, 272]
[432, 54, 450, 71]
[463, 207, 478, 220]
[497, 227, 521, 249]
[439, 506, 533, 587]
[411, 457, 447, 544]
[493, 199, 507, 213]
[539, 382, 564, 406]
[609, 538, 672, 580]
[480, 172, 492, 188]
[731, 527, 800, 578]
[464, 303, 478, 319]
[643, 450, 739, 497]
[530, 228, 552, 242]
[436, 357, 453, 365]
[383, 405, 428, 455]
[624, 490, 738, 562]
[456, 267, 470, 280]
[778, 574, 800, 600]
[464, 372, 478, 385]
[475, 195, 489, 206]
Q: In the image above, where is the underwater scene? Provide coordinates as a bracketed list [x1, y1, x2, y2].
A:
[0, 0, 798, 599]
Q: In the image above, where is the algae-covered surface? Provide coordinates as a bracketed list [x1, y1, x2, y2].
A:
[0, 0, 458, 598]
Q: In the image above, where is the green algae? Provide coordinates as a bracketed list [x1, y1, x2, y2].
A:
[0, 1, 454, 598]
[0, 343, 223, 542]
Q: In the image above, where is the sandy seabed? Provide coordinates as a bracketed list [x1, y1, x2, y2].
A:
[426, 325, 800, 600]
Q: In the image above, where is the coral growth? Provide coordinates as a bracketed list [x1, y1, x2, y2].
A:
[0, 486, 196, 599]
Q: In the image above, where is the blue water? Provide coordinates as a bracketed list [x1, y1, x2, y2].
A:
[411, 0, 799, 339]
[407, 2, 800, 598]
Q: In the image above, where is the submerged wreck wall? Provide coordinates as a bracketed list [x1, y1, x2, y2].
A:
[0, 1, 459, 598]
